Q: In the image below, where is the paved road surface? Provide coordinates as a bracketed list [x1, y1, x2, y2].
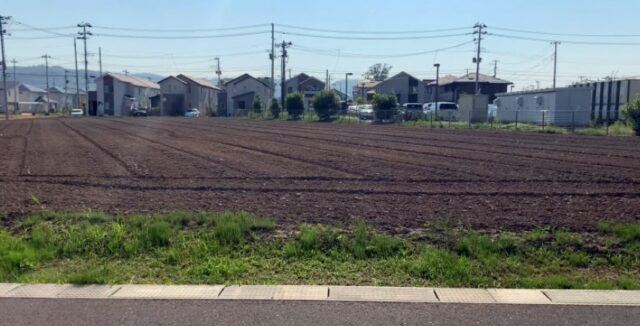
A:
[1, 299, 639, 325]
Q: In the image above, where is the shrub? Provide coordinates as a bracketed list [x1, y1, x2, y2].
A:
[253, 95, 263, 113]
[286, 93, 305, 120]
[372, 93, 397, 121]
[313, 90, 340, 121]
[622, 96, 640, 135]
[270, 98, 281, 119]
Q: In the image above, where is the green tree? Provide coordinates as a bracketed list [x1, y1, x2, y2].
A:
[253, 95, 262, 113]
[364, 63, 392, 81]
[372, 93, 398, 121]
[313, 90, 340, 121]
[622, 96, 640, 136]
[356, 97, 366, 105]
[286, 92, 305, 120]
[270, 98, 281, 119]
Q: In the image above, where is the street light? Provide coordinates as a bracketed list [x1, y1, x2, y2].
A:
[433, 63, 440, 118]
[345, 73, 353, 104]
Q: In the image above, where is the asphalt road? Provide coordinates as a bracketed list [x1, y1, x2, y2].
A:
[1, 299, 639, 326]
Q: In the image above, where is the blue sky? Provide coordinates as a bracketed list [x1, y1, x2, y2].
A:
[3, 0, 640, 89]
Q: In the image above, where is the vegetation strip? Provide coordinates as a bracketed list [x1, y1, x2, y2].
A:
[1, 211, 638, 290]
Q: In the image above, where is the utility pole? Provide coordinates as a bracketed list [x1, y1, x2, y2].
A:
[434, 63, 440, 117]
[64, 69, 69, 110]
[270, 23, 275, 102]
[288, 68, 291, 80]
[551, 41, 560, 89]
[493, 60, 498, 78]
[472, 23, 487, 113]
[280, 41, 291, 106]
[74, 38, 80, 109]
[214, 57, 221, 87]
[98, 47, 102, 77]
[325, 69, 329, 90]
[42, 54, 52, 112]
[10, 59, 17, 109]
[77, 22, 92, 115]
[0, 15, 10, 120]
[345, 72, 353, 104]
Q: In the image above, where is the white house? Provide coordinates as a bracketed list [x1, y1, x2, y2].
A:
[97, 73, 160, 116]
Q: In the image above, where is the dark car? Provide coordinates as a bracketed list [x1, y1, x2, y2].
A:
[131, 108, 148, 117]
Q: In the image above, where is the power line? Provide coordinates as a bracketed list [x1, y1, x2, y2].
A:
[491, 26, 640, 38]
[276, 23, 471, 34]
[490, 33, 640, 46]
[92, 31, 269, 39]
[290, 41, 474, 58]
[276, 31, 472, 41]
[92, 23, 270, 33]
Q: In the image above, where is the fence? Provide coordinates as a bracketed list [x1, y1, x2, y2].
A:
[229, 108, 623, 135]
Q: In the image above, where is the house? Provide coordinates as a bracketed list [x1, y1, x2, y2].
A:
[352, 80, 381, 102]
[425, 73, 512, 104]
[284, 73, 325, 109]
[0, 81, 20, 113]
[158, 74, 221, 116]
[221, 74, 271, 116]
[97, 73, 160, 116]
[47, 86, 75, 111]
[332, 88, 348, 102]
[570, 79, 640, 122]
[494, 87, 592, 126]
[374, 72, 429, 105]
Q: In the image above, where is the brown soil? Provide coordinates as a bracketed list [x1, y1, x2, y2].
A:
[1, 117, 639, 233]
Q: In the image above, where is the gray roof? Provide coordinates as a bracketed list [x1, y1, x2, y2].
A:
[47, 86, 73, 94]
[19, 84, 47, 93]
[428, 73, 512, 86]
[224, 73, 270, 88]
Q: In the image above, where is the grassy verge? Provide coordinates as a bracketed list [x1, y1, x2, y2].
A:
[1, 211, 638, 289]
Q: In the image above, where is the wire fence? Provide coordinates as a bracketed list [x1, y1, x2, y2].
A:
[229, 108, 629, 136]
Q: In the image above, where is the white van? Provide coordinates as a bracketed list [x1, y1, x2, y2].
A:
[422, 102, 458, 119]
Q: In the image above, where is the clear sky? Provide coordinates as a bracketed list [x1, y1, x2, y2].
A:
[3, 0, 640, 89]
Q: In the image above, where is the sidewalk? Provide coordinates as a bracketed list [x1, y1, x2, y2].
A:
[2, 283, 639, 305]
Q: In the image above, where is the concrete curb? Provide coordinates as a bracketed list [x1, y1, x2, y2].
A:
[1, 283, 639, 306]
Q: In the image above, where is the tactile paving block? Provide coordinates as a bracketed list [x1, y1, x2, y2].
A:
[273, 285, 328, 300]
[487, 289, 551, 304]
[57, 285, 121, 299]
[219, 286, 280, 300]
[0, 283, 20, 297]
[544, 290, 640, 305]
[435, 288, 495, 303]
[111, 285, 224, 299]
[6, 284, 71, 298]
[329, 286, 438, 302]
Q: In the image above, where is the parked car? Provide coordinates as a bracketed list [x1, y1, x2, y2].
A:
[184, 108, 200, 117]
[401, 103, 424, 120]
[131, 107, 148, 117]
[423, 102, 458, 120]
[70, 109, 83, 117]
[357, 104, 374, 120]
[347, 105, 359, 115]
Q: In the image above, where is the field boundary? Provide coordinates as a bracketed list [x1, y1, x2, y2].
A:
[1, 283, 639, 305]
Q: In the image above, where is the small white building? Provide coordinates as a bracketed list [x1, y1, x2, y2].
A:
[495, 87, 592, 126]
[97, 73, 160, 116]
[158, 74, 221, 117]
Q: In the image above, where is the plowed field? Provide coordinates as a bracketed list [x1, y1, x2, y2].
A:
[1, 117, 639, 232]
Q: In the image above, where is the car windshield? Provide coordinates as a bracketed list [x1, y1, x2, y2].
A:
[2, 2, 638, 318]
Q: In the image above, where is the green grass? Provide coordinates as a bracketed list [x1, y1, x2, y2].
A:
[0, 211, 638, 289]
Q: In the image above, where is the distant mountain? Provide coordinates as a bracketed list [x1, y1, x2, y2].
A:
[5, 65, 165, 91]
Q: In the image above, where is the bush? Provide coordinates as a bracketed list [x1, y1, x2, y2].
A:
[253, 95, 263, 113]
[372, 93, 397, 121]
[269, 98, 281, 119]
[286, 93, 305, 120]
[407, 248, 479, 286]
[622, 96, 640, 135]
[313, 90, 340, 121]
